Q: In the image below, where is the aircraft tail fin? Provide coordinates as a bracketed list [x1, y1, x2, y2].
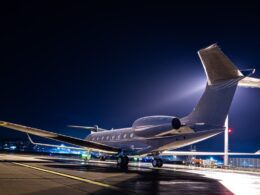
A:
[198, 44, 243, 85]
[182, 44, 251, 127]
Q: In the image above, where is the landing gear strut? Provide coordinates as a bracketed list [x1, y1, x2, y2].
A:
[152, 158, 163, 168]
[117, 156, 129, 168]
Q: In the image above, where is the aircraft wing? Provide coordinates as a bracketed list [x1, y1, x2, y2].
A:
[0, 121, 119, 153]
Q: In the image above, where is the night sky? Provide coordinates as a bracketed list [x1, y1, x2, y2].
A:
[1, 1, 260, 152]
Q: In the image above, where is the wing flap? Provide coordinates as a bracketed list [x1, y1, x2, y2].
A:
[0, 121, 118, 153]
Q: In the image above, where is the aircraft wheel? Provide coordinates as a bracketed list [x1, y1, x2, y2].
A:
[157, 159, 163, 167]
[123, 156, 129, 165]
[117, 156, 123, 164]
[152, 158, 163, 167]
[117, 156, 129, 168]
[152, 159, 158, 167]
[99, 156, 106, 161]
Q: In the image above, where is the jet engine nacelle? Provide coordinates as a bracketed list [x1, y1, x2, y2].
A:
[132, 116, 181, 137]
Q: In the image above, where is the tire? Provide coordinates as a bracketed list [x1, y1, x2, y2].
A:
[152, 159, 158, 167]
[117, 156, 123, 164]
[123, 156, 129, 165]
[117, 156, 129, 168]
[157, 159, 163, 167]
[152, 159, 163, 168]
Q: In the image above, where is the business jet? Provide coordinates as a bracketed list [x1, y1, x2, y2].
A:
[1, 44, 260, 168]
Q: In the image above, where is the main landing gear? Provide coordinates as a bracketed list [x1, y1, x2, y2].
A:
[117, 156, 129, 168]
[99, 155, 106, 161]
[152, 158, 163, 168]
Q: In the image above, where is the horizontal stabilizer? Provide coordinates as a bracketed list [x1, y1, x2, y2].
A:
[68, 125, 107, 132]
[238, 76, 260, 88]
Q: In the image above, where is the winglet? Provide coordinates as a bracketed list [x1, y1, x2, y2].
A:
[27, 133, 35, 144]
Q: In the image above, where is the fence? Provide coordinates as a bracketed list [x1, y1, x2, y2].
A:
[229, 157, 260, 169]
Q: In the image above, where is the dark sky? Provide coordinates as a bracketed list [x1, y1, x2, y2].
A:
[1, 1, 260, 152]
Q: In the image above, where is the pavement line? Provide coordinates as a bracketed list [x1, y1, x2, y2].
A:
[12, 162, 122, 192]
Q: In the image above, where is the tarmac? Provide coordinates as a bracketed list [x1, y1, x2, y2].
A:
[0, 153, 259, 195]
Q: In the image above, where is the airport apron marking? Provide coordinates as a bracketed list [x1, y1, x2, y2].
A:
[13, 162, 125, 193]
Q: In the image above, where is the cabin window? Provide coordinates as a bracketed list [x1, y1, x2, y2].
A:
[102, 136, 104, 140]
[106, 136, 109, 140]
[117, 134, 121, 139]
[112, 135, 115, 140]
[130, 133, 134, 138]
[123, 134, 127, 139]
[97, 137, 100, 141]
